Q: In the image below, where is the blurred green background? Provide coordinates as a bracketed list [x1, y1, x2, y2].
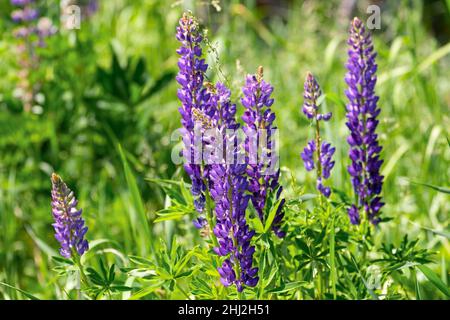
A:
[0, 0, 449, 299]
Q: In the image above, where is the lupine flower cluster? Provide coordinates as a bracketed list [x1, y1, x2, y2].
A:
[300, 72, 335, 198]
[11, 0, 57, 111]
[176, 13, 210, 223]
[207, 83, 259, 291]
[241, 67, 285, 238]
[345, 17, 384, 225]
[175, 13, 287, 291]
[42, 13, 388, 298]
[51, 173, 89, 259]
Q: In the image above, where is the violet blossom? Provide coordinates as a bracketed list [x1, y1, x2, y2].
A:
[51, 173, 89, 259]
[242, 67, 285, 238]
[300, 72, 335, 198]
[345, 17, 384, 225]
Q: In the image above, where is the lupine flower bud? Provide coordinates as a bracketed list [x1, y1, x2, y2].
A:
[300, 72, 335, 198]
[303, 72, 332, 121]
[51, 173, 89, 258]
[345, 17, 384, 225]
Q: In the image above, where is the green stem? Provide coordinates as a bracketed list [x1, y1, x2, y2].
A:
[203, 179, 219, 248]
[412, 268, 422, 300]
[316, 264, 323, 300]
[258, 237, 267, 299]
[72, 252, 89, 287]
[329, 205, 337, 300]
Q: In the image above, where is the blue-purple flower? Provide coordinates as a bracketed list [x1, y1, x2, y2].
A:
[300, 72, 335, 198]
[207, 82, 259, 292]
[51, 173, 89, 259]
[345, 17, 384, 225]
[242, 67, 285, 238]
[176, 13, 211, 220]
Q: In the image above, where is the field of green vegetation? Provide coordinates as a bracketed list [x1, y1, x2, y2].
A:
[0, 0, 449, 300]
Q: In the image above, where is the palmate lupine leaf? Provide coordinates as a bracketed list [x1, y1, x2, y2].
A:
[146, 178, 192, 206]
[147, 178, 196, 223]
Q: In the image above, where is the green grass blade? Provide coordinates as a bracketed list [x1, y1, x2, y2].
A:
[418, 42, 450, 74]
[0, 282, 40, 300]
[329, 206, 337, 300]
[417, 265, 450, 298]
[409, 180, 450, 194]
[118, 144, 153, 255]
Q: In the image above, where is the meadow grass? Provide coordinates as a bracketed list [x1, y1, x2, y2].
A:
[0, 0, 448, 299]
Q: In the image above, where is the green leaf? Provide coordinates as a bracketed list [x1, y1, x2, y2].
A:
[87, 267, 106, 286]
[349, 254, 379, 300]
[111, 285, 134, 292]
[418, 265, 450, 297]
[154, 205, 193, 223]
[250, 216, 264, 234]
[25, 226, 58, 257]
[295, 238, 310, 254]
[119, 144, 152, 254]
[266, 281, 307, 294]
[132, 57, 147, 86]
[111, 47, 130, 101]
[51, 256, 74, 265]
[264, 199, 282, 233]
[174, 269, 194, 279]
[410, 180, 450, 194]
[128, 281, 165, 300]
[417, 42, 450, 74]
[0, 282, 40, 300]
[99, 259, 108, 280]
[108, 264, 116, 284]
[136, 71, 175, 106]
[174, 248, 197, 277]
[129, 255, 154, 266]
[329, 209, 337, 300]
[298, 194, 318, 202]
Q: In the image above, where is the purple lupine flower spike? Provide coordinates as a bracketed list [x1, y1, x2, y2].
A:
[242, 66, 285, 238]
[345, 17, 384, 225]
[51, 173, 89, 258]
[176, 13, 211, 224]
[208, 83, 259, 292]
[301, 72, 335, 198]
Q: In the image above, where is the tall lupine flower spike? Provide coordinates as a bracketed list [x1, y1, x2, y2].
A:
[345, 17, 384, 225]
[300, 72, 335, 198]
[206, 83, 258, 292]
[51, 173, 89, 258]
[242, 66, 285, 238]
[176, 13, 211, 226]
